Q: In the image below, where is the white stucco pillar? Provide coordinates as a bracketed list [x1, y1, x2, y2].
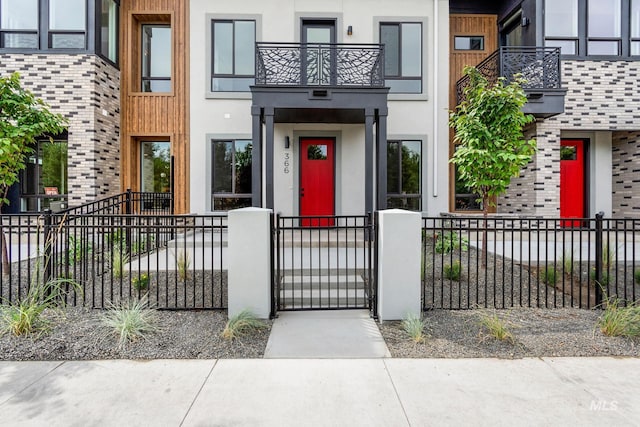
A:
[377, 209, 421, 321]
[228, 207, 272, 319]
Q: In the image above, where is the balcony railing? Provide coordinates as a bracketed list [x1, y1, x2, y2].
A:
[456, 47, 562, 104]
[255, 42, 385, 88]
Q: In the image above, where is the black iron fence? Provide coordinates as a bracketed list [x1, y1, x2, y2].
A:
[58, 189, 173, 216]
[256, 42, 385, 87]
[422, 213, 640, 310]
[272, 214, 375, 314]
[0, 211, 227, 309]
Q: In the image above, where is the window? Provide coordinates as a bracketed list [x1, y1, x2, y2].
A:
[99, 0, 118, 63]
[544, 0, 579, 55]
[19, 139, 68, 212]
[454, 168, 481, 211]
[141, 24, 171, 92]
[632, 0, 640, 54]
[387, 140, 421, 210]
[454, 36, 484, 50]
[588, 0, 622, 55]
[380, 22, 422, 93]
[212, 140, 252, 210]
[48, 0, 86, 49]
[0, 0, 38, 48]
[140, 141, 171, 193]
[211, 20, 256, 92]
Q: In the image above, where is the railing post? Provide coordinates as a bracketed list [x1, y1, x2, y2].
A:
[595, 211, 605, 307]
[43, 209, 54, 289]
[125, 188, 132, 255]
[125, 188, 132, 215]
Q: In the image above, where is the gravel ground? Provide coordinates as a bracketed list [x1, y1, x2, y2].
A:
[380, 308, 639, 358]
[0, 308, 271, 361]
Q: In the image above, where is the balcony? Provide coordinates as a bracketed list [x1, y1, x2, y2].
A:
[255, 42, 385, 88]
[456, 47, 566, 118]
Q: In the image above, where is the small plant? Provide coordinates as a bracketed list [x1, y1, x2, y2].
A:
[101, 296, 158, 348]
[402, 313, 426, 344]
[221, 309, 266, 340]
[176, 250, 191, 281]
[597, 298, 640, 338]
[132, 274, 150, 291]
[66, 235, 92, 266]
[635, 270, 640, 285]
[131, 235, 155, 256]
[110, 248, 130, 279]
[540, 265, 557, 285]
[0, 278, 80, 336]
[444, 260, 462, 281]
[107, 229, 126, 248]
[590, 269, 611, 287]
[478, 312, 515, 344]
[435, 231, 469, 254]
[561, 250, 573, 275]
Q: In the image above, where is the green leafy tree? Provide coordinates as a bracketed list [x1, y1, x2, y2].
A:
[449, 66, 536, 265]
[0, 72, 67, 271]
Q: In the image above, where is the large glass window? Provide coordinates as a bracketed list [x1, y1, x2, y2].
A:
[48, 0, 86, 49]
[588, 0, 622, 55]
[380, 22, 422, 93]
[141, 24, 171, 92]
[212, 140, 252, 210]
[19, 139, 68, 212]
[387, 140, 421, 210]
[99, 0, 118, 63]
[632, 0, 640, 55]
[544, 0, 579, 55]
[211, 20, 256, 92]
[0, 0, 38, 48]
[140, 141, 171, 193]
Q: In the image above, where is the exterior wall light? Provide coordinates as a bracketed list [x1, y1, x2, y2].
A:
[347, 25, 353, 36]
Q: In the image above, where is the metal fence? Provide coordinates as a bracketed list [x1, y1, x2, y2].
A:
[422, 214, 640, 310]
[58, 189, 174, 216]
[0, 211, 227, 310]
[272, 214, 375, 314]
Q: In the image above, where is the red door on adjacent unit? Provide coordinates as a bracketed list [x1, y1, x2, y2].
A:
[300, 138, 335, 226]
[560, 139, 585, 227]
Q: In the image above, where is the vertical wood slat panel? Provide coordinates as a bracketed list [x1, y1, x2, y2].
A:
[120, 0, 189, 213]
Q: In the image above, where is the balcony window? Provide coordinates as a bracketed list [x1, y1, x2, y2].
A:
[99, 0, 118, 63]
[387, 140, 421, 211]
[380, 22, 422, 93]
[19, 139, 68, 212]
[212, 140, 252, 210]
[211, 20, 256, 92]
[0, 0, 38, 49]
[49, 0, 86, 49]
[588, 0, 622, 55]
[544, 0, 578, 55]
[141, 24, 171, 92]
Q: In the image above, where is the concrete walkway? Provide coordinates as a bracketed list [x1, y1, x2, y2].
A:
[264, 310, 390, 358]
[0, 357, 638, 426]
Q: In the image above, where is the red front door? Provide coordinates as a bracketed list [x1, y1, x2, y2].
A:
[300, 138, 335, 226]
[560, 139, 585, 227]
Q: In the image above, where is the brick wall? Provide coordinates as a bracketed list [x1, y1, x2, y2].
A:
[612, 131, 640, 217]
[0, 54, 120, 206]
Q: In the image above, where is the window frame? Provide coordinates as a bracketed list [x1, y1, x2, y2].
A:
[96, 0, 119, 66]
[386, 139, 422, 211]
[0, 0, 39, 49]
[379, 21, 423, 94]
[47, 0, 88, 50]
[211, 139, 253, 211]
[210, 18, 256, 93]
[140, 23, 172, 93]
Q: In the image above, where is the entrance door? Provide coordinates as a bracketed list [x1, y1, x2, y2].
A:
[560, 139, 585, 227]
[300, 138, 335, 226]
[302, 19, 336, 85]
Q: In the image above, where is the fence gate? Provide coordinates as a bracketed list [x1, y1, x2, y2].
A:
[271, 214, 376, 315]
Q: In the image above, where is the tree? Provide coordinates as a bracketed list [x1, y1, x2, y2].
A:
[449, 66, 536, 265]
[0, 72, 68, 271]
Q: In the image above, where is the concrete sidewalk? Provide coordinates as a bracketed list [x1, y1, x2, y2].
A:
[1, 357, 638, 426]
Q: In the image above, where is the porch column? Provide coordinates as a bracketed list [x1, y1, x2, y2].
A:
[251, 106, 262, 207]
[264, 107, 275, 209]
[376, 109, 388, 210]
[365, 109, 375, 214]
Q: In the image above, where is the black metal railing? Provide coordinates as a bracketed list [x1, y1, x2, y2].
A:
[456, 46, 562, 104]
[59, 189, 174, 216]
[273, 214, 375, 312]
[422, 213, 640, 310]
[0, 211, 227, 309]
[256, 42, 385, 87]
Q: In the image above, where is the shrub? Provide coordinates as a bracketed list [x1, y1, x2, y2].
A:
[101, 296, 158, 348]
[635, 270, 640, 285]
[402, 313, 426, 344]
[435, 231, 469, 254]
[590, 268, 611, 287]
[478, 312, 515, 344]
[110, 248, 129, 280]
[176, 250, 191, 281]
[444, 260, 462, 281]
[540, 265, 557, 285]
[66, 235, 92, 266]
[221, 309, 266, 340]
[598, 298, 640, 338]
[561, 251, 573, 276]
[132, 274, 150, 291]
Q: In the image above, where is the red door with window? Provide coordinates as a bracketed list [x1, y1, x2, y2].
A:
[300, 138, 335, 226]
[560, 139, 585, 227]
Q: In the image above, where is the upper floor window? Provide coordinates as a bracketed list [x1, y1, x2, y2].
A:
[454, 36, 484, 51]
[141, 24, 171, 92]
[49, 0, 86, 49]
[99, 0, 118, 63]
[544, 0, 579, 55]
[380, 22, 422, 93]
[588, 0, 622, 55]
[211, 19, 256, 92]
[0, 0, 38, 49]
[632, 0, 640, 54]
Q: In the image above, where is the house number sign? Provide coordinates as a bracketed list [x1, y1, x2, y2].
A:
[284, 152, 290, 174]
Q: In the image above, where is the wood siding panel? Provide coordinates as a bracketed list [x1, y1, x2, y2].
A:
[120, 0, 189, 213]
